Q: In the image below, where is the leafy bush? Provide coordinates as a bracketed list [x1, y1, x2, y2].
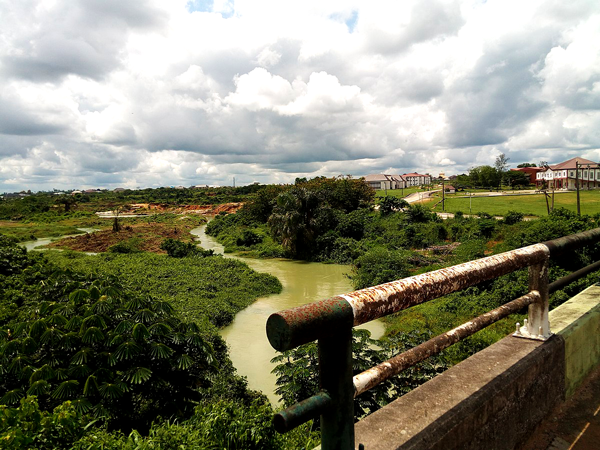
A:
[160, 238, 214, 258]
[503, 210, 524, 225]
[0, 279, 218, 431]
[108, 238, 143, 254]
[351, 247, 412, 290]
[377, 196, 408, 216]
[0, 396, 93, 450]
[236, 230, 263, 247]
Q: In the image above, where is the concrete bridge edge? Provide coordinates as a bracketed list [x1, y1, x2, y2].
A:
[353, 284, 600, 450]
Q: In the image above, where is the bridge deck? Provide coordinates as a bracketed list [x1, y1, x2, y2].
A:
[520, 364, 600, 450]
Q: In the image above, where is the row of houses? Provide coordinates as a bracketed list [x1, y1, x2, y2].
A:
[535, 157, 600, 190]
[363, 173, 433, 190]
[511, 157, 600, 190]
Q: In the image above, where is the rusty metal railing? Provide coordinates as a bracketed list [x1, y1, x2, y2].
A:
[266, 228, 600, 449]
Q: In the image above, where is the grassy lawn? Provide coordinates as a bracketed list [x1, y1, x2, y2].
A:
[375, 186, 433, 198]
[438, 190, 600, 216]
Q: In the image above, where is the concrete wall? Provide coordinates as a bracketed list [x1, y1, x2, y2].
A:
[549, 284, 600, 397]
[353, 285, 600, 450]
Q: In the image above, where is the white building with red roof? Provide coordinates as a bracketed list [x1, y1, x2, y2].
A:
[535, 157, 600, 190]
[402, 172, 432, 186]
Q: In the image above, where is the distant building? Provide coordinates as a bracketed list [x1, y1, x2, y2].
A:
[403, 173, 432, 186]
[444, 185, 456, 194]
[511, 167, 542, 184]
[535, 157, 600, 190]
[363, 174, 406, 190]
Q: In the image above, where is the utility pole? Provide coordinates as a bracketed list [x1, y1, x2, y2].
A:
[469, 192, 472, 215]
[442, 179, 445, 212]
[576, 162, 580, 216]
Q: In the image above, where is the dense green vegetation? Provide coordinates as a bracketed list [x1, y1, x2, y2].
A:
[207, 176, 376, 260]
[272, 329, 448, 427]
[4, 176, 600, 448]
[46, 251, 282, 328]
[0, 234, 317, 448]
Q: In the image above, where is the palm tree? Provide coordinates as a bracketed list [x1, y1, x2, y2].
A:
[268, 187, 321, 258]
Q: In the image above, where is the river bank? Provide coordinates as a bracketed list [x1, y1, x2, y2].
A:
[191, 224, 384, 404]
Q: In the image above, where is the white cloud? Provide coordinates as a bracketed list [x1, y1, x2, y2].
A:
[1, 0, 600, 191]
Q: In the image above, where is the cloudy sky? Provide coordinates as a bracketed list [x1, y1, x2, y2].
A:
[1, 0, 599, 192]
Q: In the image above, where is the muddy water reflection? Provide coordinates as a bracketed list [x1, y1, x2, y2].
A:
[191, 224, 384, 404]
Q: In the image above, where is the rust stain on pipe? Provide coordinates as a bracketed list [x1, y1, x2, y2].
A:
[341, 244, 549, 326]
[353, 291, 540, 397]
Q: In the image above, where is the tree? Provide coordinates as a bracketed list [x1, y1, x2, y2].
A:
[471, 165, 501, 188]
[495, 154, 510, 186]
[494, 153, 510, 172]
[54, 195, 77, 213]
[505, 171, 530, 188]
[271, 329, 448, 427]
[378, 196, 409, 216]
[517, 163, 537, 168]
[268, 187, 323, 259]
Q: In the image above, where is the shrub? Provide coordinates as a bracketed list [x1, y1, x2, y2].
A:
[503, 210, 524, 225]
[160, 238, 214, 258]
[351, 247, 412, 290]
[108, 238, 143, 254]
[236, 230, 263, 247]
[0, 396, 92, 450]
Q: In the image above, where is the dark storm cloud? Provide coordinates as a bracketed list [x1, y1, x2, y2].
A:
[363, 0, 464, 55]
[441, 31, 554, 148]
[0, 97, 65, 136]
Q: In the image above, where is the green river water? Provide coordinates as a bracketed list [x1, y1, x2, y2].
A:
[191, 224, 384, 404]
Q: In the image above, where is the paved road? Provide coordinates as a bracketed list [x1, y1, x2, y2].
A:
[404, 190, 440, 204]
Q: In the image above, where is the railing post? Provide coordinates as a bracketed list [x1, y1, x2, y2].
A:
[318, 325, 354, 449]
[521, 259, 551, 339]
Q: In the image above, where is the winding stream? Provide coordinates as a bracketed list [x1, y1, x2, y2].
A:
[20, 228, 99, 251]
[21, 224, 384, 404]
[191, 224, 384, 404]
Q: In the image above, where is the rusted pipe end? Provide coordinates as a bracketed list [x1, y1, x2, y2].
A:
[273, 391, 332, 433]
[266, 297, 353, 351]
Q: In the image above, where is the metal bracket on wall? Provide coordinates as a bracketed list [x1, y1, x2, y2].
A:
[513, 319, 553, 341]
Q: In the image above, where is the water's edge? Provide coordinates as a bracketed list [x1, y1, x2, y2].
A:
[191, 224, 384, 404]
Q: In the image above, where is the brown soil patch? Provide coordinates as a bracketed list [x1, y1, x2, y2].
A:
[128, 202, 243, 215]
[48, 223, 195, 253]
[484, 240, 501, 255]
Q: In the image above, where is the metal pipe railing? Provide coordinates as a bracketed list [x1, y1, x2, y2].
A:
[267, 244, 549, 351]
[353, 291, 540, 397]
[266, 227, 600, 449]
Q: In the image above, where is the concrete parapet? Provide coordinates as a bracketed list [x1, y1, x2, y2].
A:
[354, 335, 565, 450]
[549, 284, 600, 397]
[354, 284, 600, 449]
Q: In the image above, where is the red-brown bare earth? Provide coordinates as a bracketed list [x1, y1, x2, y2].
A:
[48, 223, 196, 253]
